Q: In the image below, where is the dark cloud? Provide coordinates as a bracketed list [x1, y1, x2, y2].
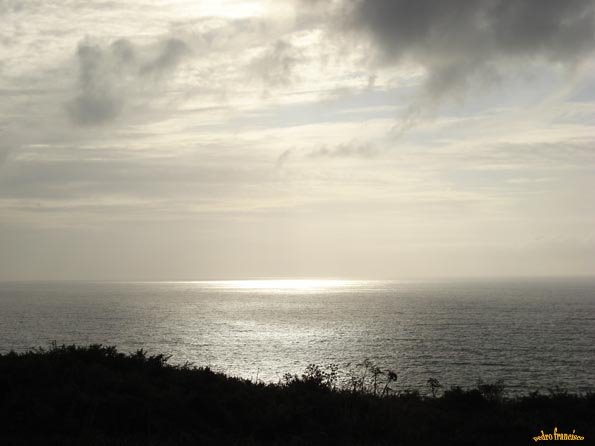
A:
[66, 37, 189, 126]
[343, 0, 595, 99]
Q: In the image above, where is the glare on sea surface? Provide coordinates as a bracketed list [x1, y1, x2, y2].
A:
[202, 279, 358, 293]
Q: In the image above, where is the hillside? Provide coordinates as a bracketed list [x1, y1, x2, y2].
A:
[0, 345, 592, 445]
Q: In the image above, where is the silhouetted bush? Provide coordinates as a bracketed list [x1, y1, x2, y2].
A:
[0, 344, 593, 445]
[427, 377, 442, 397]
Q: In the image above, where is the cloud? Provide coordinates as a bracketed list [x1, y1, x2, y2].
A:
[344, 0, 595, 95]
[275, 142, 379, 165]
[0, 145, 10, 165]
[308, 141, 379, 158]
[249, 39, 302, 87]
[66, 36, 190, 126]
[65, 42, 125, 125]
[275, 148, 293, 169]
[139, 38, 190, 77]
[1, 0, 594, 280]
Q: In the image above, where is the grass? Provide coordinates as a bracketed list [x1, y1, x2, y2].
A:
[0, 344, 593, 445]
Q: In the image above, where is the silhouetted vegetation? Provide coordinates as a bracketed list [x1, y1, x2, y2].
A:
[0, 344, 593, 445]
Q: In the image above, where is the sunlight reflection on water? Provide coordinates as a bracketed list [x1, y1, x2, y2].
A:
[195, 279, 367, 293]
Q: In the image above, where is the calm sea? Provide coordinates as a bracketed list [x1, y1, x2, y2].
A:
[1, 278, 593, 394]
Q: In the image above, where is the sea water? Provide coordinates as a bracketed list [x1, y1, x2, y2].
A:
[0, 278, 593, 394]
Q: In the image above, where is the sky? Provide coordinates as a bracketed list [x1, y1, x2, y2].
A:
[1, 0, 594, 280]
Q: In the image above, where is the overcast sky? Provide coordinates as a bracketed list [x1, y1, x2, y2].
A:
[1, 0, 594, 280]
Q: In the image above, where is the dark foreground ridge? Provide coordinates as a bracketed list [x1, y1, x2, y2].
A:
[0, 345, 593, 445]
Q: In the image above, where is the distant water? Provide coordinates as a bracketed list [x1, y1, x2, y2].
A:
[1, 278, 594, 394]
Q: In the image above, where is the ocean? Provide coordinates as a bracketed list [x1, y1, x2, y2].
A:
[1, 278, 593, 394]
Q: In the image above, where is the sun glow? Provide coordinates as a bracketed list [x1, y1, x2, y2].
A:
[179, 0, 268, 19]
